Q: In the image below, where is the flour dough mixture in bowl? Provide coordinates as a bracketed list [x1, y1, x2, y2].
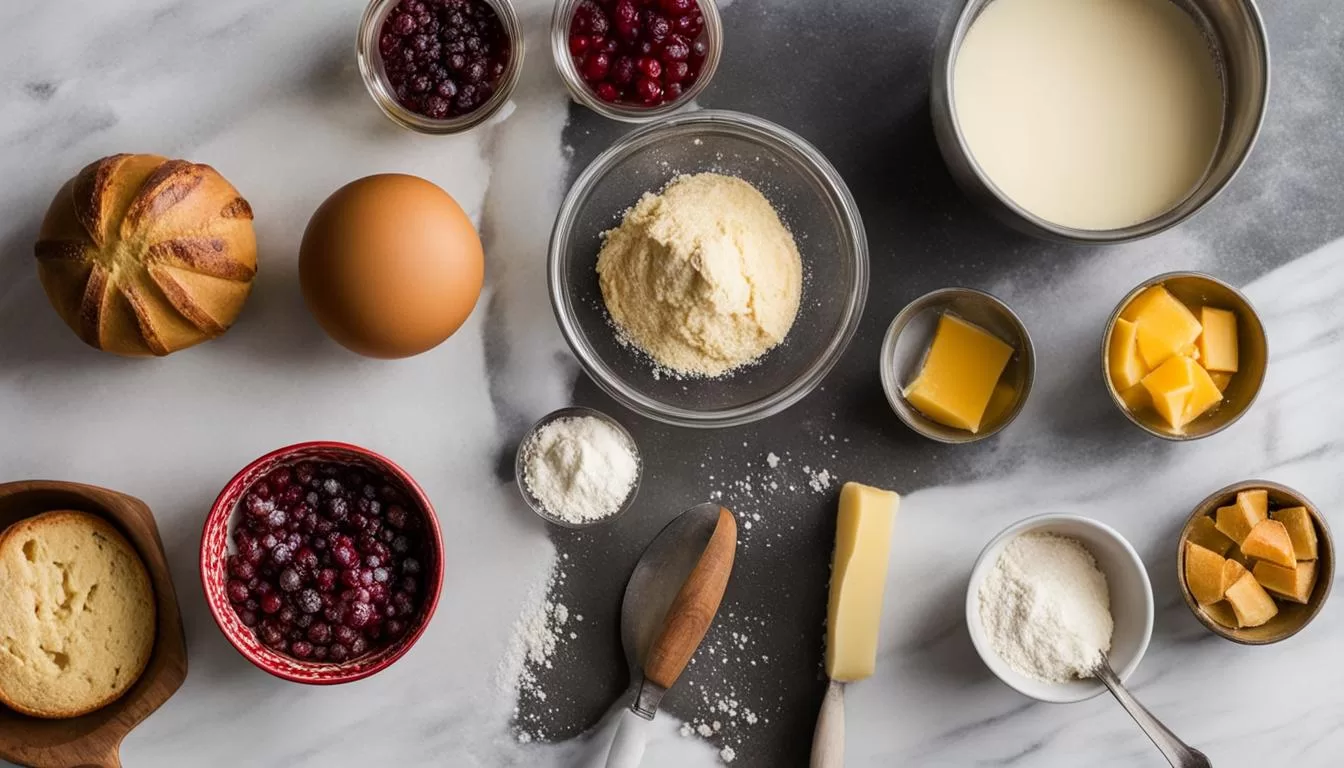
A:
[953, 0, 1225, 231]
[597, 172, 803, 379]
[549, 110, 868, 428]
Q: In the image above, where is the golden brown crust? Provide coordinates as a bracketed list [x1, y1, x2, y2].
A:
[121, 159, 204, 237]
[148, 237, 256, 282]
[33, 238, 88, 263]
[0, 510, 157, 719]
[220, 196, 254, 219]
[70, 154, 130, 248]
[78, 263, 110, 347]
[146, 265, 225, 335]
[33, 153, 257, 357]
[119, 282, 169, 356]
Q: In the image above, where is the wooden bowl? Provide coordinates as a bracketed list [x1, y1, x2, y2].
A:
[1102, 271, 1268, 441]
[0, 480, 187, 768]
[1177, 480, 1335, 644]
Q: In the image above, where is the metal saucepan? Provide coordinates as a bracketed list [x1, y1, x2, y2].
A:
[930, 0, 1270, 244]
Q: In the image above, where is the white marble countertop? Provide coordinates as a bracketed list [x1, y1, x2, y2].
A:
[2, 0, 1342, 766]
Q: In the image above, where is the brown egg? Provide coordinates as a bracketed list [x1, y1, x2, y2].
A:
[299, 174, 484, 359]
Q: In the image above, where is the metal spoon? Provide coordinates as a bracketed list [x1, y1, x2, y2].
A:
[604, 503, 737, 768]
[1091, 656, 1212, 768]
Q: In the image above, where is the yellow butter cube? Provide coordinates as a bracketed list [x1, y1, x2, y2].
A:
[1184, 542, 1226, 605]
[1108, 318, 1149, 391]
[1237, 489, 1269, 520]
[903, 314, 1014, 434]
[1181, 358, 1224, 425]
[1187, 515, 1234, 556]
[1198, 307, 1239, 373]
[1119, 285, 1168, 323]
[826, 482, 900, 682]
[1253, 560, 1317, 604]
[1126, 286, 1203, 369]
[1150, 387, 1192, 430]
[1118, 383, 1152, 413]
[1140, 355, 1219, 431]
[1271, 506, 1319, 560]
[1225, 572, 1278, 628]
[1241, 519, 1296, 568]
[1140, 355, 1195, 430]
[1220, 558, 1248, 596]
[1202, 601, 1239, 629]
[1210, 372, 1233, 392]
[1215, 502, 1262, 546]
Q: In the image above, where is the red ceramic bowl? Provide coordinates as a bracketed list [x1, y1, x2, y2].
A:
[201, 441, 443, 684]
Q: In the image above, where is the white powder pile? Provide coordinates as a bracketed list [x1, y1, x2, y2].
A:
[978, 532, 1114, 682]
[522, 416, 638, 524]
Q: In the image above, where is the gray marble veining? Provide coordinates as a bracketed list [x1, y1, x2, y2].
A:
[1, 0, 1342, 766]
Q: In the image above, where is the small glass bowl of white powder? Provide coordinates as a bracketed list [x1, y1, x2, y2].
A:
[515, 406, 642, 529]
[965, 514, 1154, 703]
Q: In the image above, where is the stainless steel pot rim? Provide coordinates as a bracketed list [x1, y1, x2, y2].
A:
[932, 0, 1271, 244]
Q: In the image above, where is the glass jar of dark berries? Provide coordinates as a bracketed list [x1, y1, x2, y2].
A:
[551, 0, 722, 121]
[358, 0, 524, 133]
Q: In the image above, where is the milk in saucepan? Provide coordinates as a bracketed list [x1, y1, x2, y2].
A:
[953, 0, 1223, 231]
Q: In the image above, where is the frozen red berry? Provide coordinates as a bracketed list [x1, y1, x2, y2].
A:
[567, 0, 706, 107]
[226, 459, 428, 664]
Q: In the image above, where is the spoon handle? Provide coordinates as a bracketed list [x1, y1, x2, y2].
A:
[604, 707, 651, 768]
[1093, 658, 1212, 768]
[809, 680, 844, 768]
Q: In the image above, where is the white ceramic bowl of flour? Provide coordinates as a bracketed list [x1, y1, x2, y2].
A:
[965, 514, 1154, 703]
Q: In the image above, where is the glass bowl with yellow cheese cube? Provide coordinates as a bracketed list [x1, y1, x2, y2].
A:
[1103, 272, 1268, 440]
[881, 287, 1035, 443]
[1178, 480, 1334, 645]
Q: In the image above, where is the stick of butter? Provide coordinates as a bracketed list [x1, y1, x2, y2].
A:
[825, 482, 901, 682]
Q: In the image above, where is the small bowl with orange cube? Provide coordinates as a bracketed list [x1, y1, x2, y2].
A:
[881, 287, 1035, 444]
[1178, 481, 1334, 644]
[1102, 272, 1268, 440]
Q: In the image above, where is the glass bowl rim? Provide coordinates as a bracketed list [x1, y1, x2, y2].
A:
[547, 109, 869, 428]
[513, 406, 643, 528]
[356, 0, 527, 135]
[548, 0, 724, 123]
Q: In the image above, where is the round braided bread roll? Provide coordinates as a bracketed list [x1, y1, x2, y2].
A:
[34, 153, 257, 356]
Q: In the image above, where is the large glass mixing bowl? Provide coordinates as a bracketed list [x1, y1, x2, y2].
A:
[549, 110, 868, 428]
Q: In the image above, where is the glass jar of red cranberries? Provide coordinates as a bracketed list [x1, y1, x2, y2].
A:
[551, 0, 722, 121]
[358, 0, 525, 133]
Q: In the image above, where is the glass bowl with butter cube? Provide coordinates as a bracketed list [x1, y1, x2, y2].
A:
[1103, 272, 1268, 440]
[1178, 480, 1334, 644]
[881, 287, 1035, 443]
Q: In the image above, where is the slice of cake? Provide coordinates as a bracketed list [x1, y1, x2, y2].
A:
[0, 510, 156, 718]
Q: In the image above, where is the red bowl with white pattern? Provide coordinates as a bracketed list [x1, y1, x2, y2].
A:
[201, 441, 443, 684]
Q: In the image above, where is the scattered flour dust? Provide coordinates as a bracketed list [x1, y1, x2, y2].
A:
[978, 532, 1113, 683]
[503, 428, 846, 762]
[499, 557, 582, 743]
[701, 434, 844, 553]
[672, 608, 778, 763]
